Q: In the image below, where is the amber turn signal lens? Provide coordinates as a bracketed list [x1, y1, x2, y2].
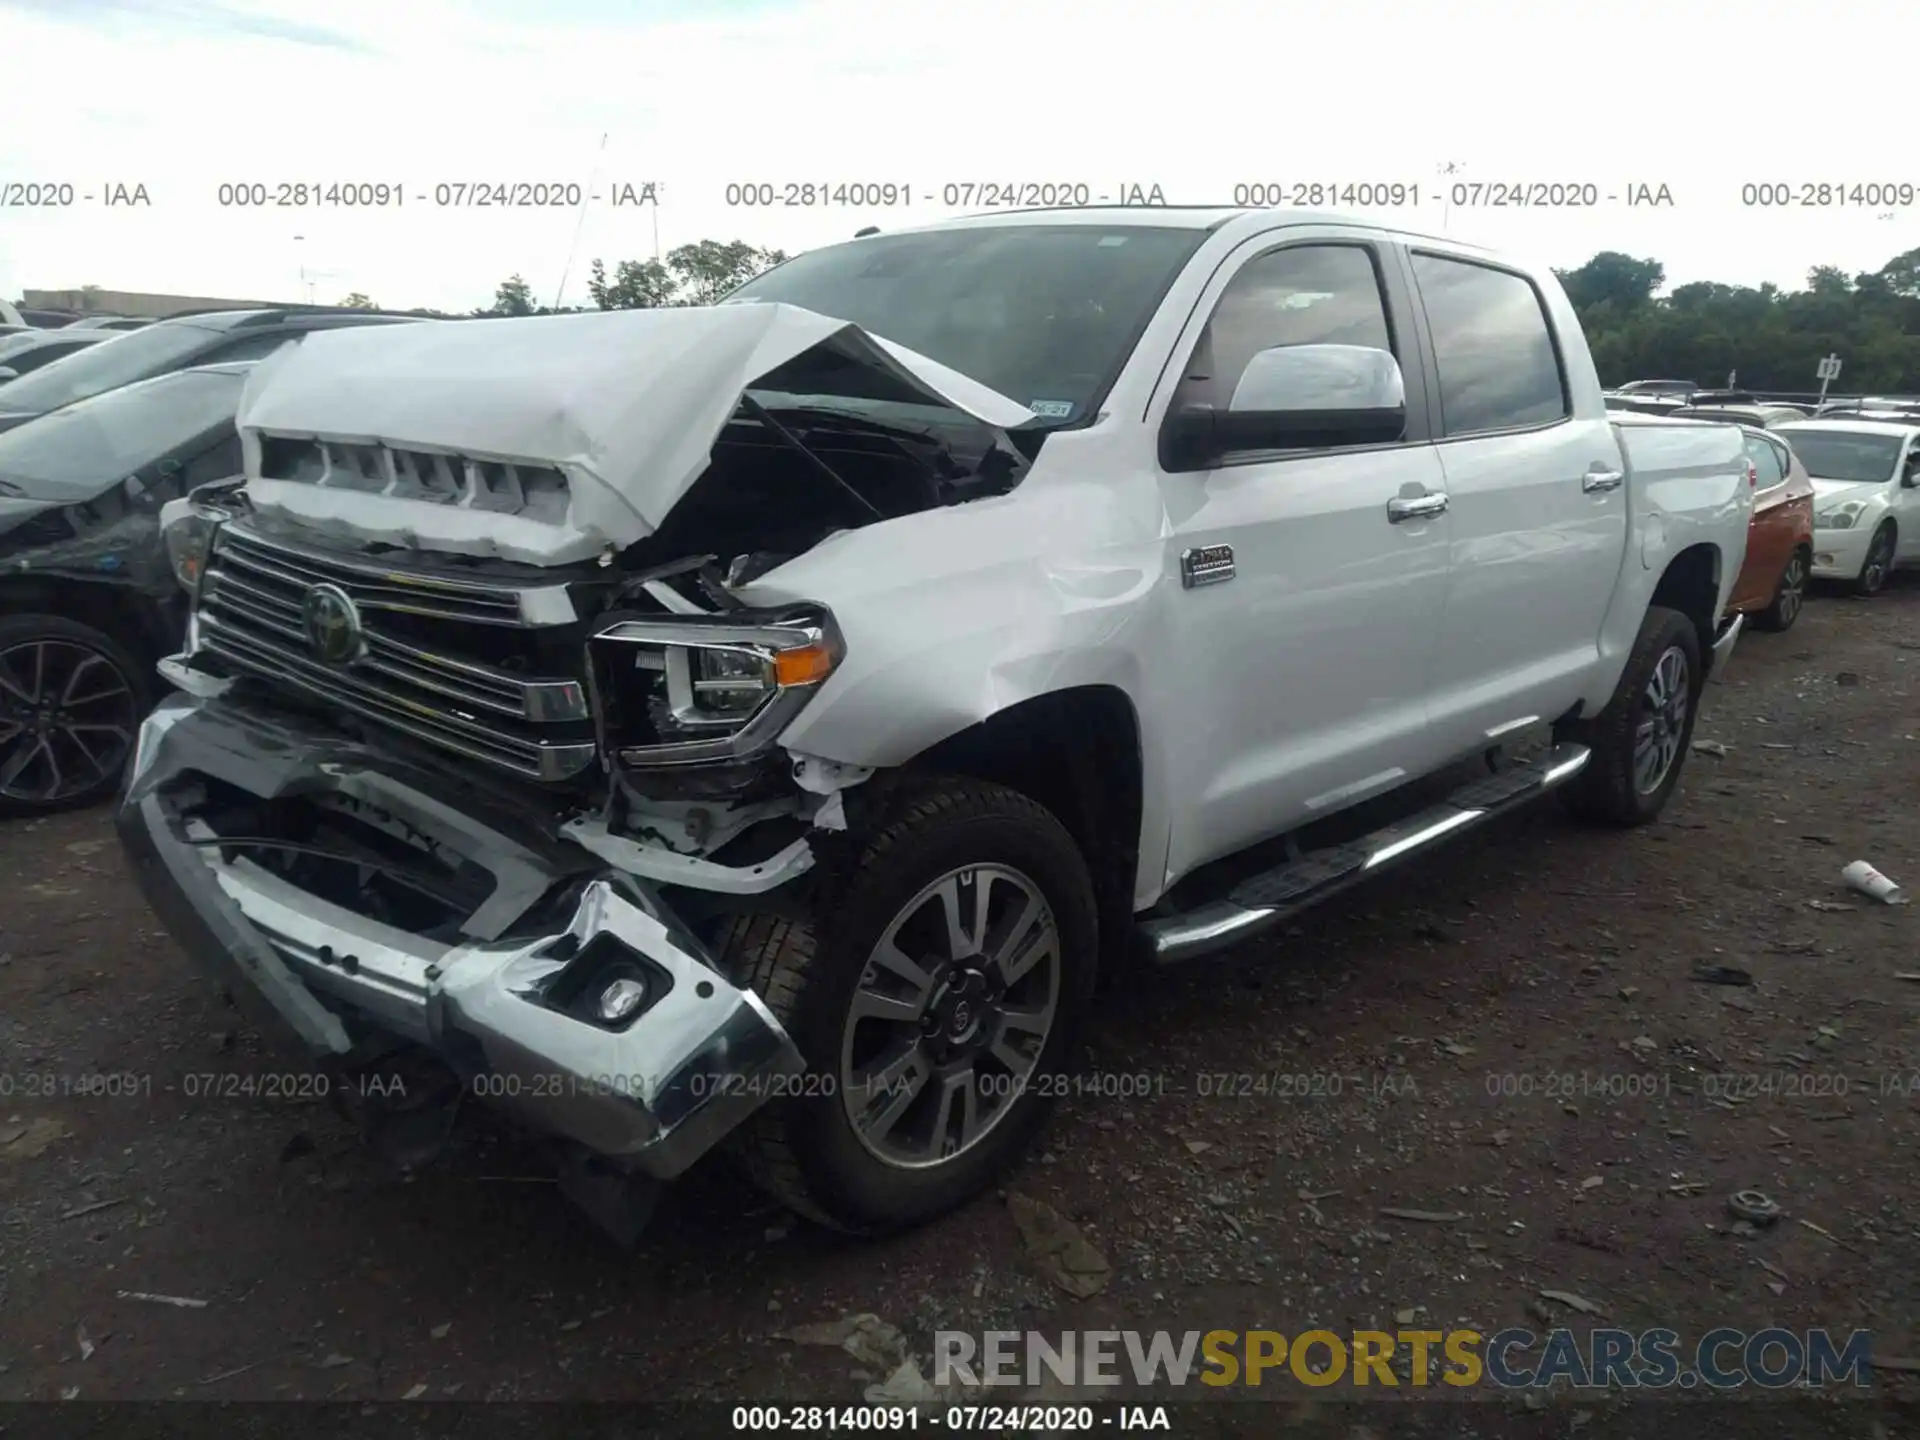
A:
[772, 644, 835, 687]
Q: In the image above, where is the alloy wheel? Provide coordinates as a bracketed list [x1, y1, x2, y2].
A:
[1775, 554, 1805, 625]
[838, 864, 1060, 1169]
[0, 639, 138, 805]
[1861, 529, 1894, 594]
[1632, 644, 1690, 795]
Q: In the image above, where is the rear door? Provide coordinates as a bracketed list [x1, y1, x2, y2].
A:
[1405, 247, 1630, 757]
[1734, 431, 1794, 609]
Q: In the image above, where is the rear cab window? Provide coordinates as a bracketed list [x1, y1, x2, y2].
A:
[1408, 252, 1569, 435]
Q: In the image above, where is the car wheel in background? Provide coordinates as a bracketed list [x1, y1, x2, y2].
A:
[1753, 548, 1809, 631]
[1853, 523, 1895, 597]
[0, 614, 151, 817]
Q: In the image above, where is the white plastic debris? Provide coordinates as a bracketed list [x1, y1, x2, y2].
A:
[1841, 860, 1907, 905]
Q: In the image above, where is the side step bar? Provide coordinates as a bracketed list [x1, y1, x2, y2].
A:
[1138, 742, 1591, 965]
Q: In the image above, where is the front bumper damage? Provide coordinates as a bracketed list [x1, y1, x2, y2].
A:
[116, 688, 805, 1192]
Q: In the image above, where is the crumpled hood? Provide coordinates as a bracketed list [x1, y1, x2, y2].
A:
[235, 303, 1036, 565]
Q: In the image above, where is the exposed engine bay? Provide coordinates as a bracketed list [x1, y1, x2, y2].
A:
[170, 307, 1044, 939]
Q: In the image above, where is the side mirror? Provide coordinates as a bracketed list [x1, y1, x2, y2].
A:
[0, 366, 18, 382]
[1161, 343, 1407, 471]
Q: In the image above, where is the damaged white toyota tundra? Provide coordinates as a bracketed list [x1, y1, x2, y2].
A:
[120, 209, 1752, 1240]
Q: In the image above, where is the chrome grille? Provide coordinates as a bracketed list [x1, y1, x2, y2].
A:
[198, 525, 598, 782]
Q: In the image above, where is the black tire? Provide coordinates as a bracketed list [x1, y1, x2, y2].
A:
[1556, 605, 1702, 828]
[1853, 522, 1896, 597]
[0, 613, 152, 818]
[719, 777, 1098, 1234]
[1752, 546, 1809, 632]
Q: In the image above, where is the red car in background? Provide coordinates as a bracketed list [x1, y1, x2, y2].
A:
[1725, 426, 1816, 631]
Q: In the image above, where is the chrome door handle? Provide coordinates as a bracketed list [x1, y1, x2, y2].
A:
[1387, 492, 1448, 522]
[1583, 467, 1625, 493]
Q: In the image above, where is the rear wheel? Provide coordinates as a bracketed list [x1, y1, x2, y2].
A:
[1853, 522, 1896, 597]
[1753, 547, 1808, 631]
[0, 614, 150, 817]
[1557, 606, 1702, 828]
[720, 777, 1097, 1234]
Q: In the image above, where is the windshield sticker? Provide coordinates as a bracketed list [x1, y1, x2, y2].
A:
[1028, 400, 1075, 419]
[1097, 236, 1130, 247]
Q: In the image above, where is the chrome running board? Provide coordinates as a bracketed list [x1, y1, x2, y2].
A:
[1139, 742, 1591, 964]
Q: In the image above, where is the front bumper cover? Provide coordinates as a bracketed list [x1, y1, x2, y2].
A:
[1810, 524, 1872, 580]
[116, 689, 804, 1179]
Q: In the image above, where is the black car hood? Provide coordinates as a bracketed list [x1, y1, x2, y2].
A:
[0, 467, 126, 506]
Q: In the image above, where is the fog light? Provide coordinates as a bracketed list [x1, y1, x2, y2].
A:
[597, 977, 648, 1023]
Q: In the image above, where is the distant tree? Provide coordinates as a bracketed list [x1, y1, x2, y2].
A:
[481, 274, 538, 317]
[1553, 252, 1665, 311]
[664, 240, 790, 305]
[1874, 245, 1920, 299]
[338, 291, 377, 309]
[587, 257, 676, 310]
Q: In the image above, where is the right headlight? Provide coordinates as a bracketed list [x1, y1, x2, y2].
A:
[1815, 501, 1865, 531]
[158, 480, 244, 592]
[586, 610, 842, 767]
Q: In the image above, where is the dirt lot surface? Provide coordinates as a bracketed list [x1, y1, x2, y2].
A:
[2, 581, 1917, 1432]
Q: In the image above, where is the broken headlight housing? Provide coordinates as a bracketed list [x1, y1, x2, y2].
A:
[586, 608, 842, 768]
[159, 479, 245, 592]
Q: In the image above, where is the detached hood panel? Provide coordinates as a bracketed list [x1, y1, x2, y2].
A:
[235, 303, 1036, 566]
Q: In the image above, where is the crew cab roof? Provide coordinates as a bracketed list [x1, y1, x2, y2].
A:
[856, 206, 1503, 254]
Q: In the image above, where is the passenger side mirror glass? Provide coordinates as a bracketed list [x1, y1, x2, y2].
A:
[1161, 344, 1407, 472]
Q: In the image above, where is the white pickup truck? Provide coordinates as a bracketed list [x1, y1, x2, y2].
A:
[123, 208, 1752, 1240]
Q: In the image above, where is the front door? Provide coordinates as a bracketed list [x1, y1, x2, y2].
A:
[1152, 234, 1453, 886]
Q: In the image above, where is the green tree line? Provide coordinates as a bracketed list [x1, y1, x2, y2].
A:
[468, 240, 789, 319]
[442, 238, 1919, 394]
[1557, 245, 1920, 392]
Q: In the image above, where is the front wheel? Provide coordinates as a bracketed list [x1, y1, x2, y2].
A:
[1753, 548, 1808, 632]
[1557, 605, 1702, 828]
[1853, 522, 1896, 597]
[720, 777, 1098, 1234]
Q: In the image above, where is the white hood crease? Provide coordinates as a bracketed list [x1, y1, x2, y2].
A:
[1809, 477, 1887, 506]
[234, 303, 1037, 566]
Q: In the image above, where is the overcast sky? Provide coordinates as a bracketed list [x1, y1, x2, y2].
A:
[2, 0, 1915, 313]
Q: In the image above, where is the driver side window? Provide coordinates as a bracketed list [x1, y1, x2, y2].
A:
[1173, 244, 1395, 417]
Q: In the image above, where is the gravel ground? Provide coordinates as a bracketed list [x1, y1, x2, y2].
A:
[1, 579, 1916, 1430]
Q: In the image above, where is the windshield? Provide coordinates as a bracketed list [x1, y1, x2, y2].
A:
[725, 224, 1208, 424]
[0, 321, 219, 414]
[1778, 429, 1905, 484]
[0, 368, 245, 489]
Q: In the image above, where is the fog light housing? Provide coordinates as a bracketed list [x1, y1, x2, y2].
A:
[597, 976, 648, 1023]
